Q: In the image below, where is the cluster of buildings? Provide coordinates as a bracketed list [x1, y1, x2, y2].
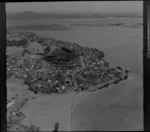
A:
[26, 66, 73, 94]
[7, 94, 39, 131]
[7, 55, 42, 79]
[7, 30, 128, 94]
[6, 30, 129, 131]
[7, 31, 33, 47]
[74, 50, 126, 90]
[7, 53, 77, 94]
[7, 93, 28, 131]
[7, 31, 39, 42]
[75, 64, 127, 91]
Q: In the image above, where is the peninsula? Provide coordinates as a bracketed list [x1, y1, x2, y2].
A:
[7, 30, 130, 131]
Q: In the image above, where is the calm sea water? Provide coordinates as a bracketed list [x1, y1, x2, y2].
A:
[7, 17, 143, 130]
[7, 18, 143, 78]
[72, 73, 143, 131]
[34, 26, 142, 77]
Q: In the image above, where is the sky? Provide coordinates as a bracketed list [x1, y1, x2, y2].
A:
[6, 1, 143, 14]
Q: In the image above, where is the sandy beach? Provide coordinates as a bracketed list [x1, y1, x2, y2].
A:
[71, 73, 143, 131]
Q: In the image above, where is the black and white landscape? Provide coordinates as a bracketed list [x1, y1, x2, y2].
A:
[6, 1, 143, 131]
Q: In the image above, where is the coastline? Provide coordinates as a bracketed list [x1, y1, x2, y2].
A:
[73, 68, 130, 94]
[72, 72, 137, 102]
[7, 72, 142, 131]
[71, 73, 143, 131]
[7, 78, 75, 131]
[20, 92, 75, 131]
[7, 60, 130, 131]
[6, 29, 142, 131]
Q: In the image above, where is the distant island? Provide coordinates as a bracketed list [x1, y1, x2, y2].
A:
[7, 11, 142, 20]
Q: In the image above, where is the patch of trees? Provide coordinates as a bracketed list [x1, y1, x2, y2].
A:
[52, 122, 59, 132]
[43, 46, 51, 56]
[29, 125, 40, 132]
[103, 61, 109, 67]
[21, 49, 31, 56]
[7, 39, 28, 47]
[92, 48, 105, 59]
[43, 47, 80, 65]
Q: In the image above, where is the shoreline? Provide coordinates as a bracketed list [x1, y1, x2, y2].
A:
[6, 30, 140, 131]
[71, 73, 143, 131]
[73, 68, 130, 94]
[74, 72, 134, 96]
[7, 71, 140, 131]
[7, 30, 131, 95]
[20, 92, 75, 131]
[19, 70, 130, 131]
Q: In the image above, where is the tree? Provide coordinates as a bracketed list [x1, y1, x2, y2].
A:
[97, 51, 105, 60]
[52, 122, 59, 132]
[43, 47, 79, 66]
[29, 125, 40, 132]
[43, 46, 51, 56]
[104, 61, 109, 67]
[55, 71, 64, 84]
[21, 49, 31, 56]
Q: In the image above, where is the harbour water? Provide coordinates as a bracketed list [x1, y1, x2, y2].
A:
[7, 17, 143, 130]
[71, 73, 143, 131]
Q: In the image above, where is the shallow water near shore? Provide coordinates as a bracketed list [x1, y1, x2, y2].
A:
[7, 17, 143, 77]
[71, 73, 143, 131]
[7, 17, 143, 131]
[7, 73, 143, 131]
[20, 92, 75, 131]
[35, 25, 142, 77]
